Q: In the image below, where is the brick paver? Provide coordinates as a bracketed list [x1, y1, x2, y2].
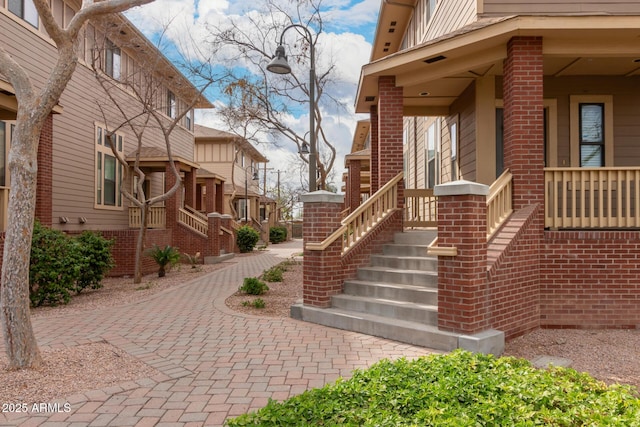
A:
[0, 240, 436, 426]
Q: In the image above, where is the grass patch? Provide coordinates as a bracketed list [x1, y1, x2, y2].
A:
[226, 350, 640, 426]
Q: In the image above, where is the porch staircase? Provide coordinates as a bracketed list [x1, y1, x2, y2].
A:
[292, 230, 462, 352]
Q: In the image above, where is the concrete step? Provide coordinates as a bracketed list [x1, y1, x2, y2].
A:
[343, 280, 438, 305]
[382, 243, 430, 257]
[393, 230, 437, 245]
[357, 266, 438, 287]
[293, 304, 459, 352]
[370, 254, 437, 271]
[332, 294, 438, 325]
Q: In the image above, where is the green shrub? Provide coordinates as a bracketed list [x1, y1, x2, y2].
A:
[74, 231, 114, 293]
[29, 222, 81, 306]
[225, 349, 640, 426]
[237, 225, 260, 253]
[262, 265, 284, 282]
[242, 298, 266, 309]
[147, 244, 180, 277]
[239, 277, 269, 295]
[269, 226, 287, 244]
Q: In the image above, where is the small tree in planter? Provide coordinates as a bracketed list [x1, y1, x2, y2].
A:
[237, 226, 260, 253]
[147, 245, 181, 277]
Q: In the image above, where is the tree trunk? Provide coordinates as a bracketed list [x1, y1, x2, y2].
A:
[0, 115, 43, 369]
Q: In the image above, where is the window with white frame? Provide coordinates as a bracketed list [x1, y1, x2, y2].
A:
[95, 124, 124, 208]
[105, 39, 121, 80]
[8, 0, 38, 27]
[425, 121, 439, 188]
[167, 90, 176, 118]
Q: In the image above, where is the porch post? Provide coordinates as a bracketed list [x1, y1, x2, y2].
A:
[215, 182, 224, 214]
[503, 36, 545, 209]
[369, 105, 379, 194]
[377, 76, 404, 211]
[205, 178, 215, 213]
[184, 167, 196, 208]
[164, 162, 181, 229]
[435, 181, 490, 334]
[301, 191, 344, 308]
[347, 158, 361, 212]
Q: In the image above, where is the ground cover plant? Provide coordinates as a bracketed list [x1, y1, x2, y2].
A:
[225, 350, 640, 426]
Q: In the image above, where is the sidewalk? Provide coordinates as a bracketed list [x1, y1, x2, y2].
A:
[1, 240, 435, 426]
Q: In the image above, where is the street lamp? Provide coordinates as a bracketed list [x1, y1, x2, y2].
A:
[267, 24, 317, 192]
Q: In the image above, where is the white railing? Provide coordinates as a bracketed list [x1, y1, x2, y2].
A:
[178, 207, 208, 236]
[545, 167, 640, 228]
[183, 205, 207, 222]
[128, 206, 166, 229]
[306, 172, 403, 255]
[486, 169, 513, 239]
[404, 188, 437, 228]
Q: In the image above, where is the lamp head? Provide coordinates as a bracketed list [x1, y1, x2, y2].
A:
[299, 141, 310, 155]
[266, 45, 291, 75]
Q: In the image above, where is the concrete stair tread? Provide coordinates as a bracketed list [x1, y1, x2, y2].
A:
[294, 304, 460, 351]
[359, 266, 437, 275]
[345, 279, 438, 291]
[372, 254, 437, 261]
[333, 294, 438, 311]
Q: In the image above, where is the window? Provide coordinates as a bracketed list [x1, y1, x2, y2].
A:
[579, 103, 604, 167]
[570, 95, 613, 167]
[185, 110, 192, 130]
[105, 39, 121, 79]
[8, 0, 38, 27]
[450, 121, 458, 180]
[95, 125, 124, 208]
[425, 121, 439, 188]
[167, 90, 176, 118]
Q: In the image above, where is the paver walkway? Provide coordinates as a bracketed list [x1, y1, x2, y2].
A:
[1, 240, 436, 426]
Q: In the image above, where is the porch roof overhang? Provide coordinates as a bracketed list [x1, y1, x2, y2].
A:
[0, 79, 64, 120]
[196, 168, 226, 183]
[356, 15, 640, 114]
[126, 147, 200, 172]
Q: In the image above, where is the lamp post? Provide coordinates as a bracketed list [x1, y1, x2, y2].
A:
[266, 24, 317, 192]
[244, 165, 259, 222]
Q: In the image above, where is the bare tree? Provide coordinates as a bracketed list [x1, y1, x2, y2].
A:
[90, 27, 213, 284]
[207, 0, 344, 190]
[0, 0, 154, 369]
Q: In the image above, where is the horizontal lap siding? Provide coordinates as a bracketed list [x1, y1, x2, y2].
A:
[482, 0, 640, 15]
[2, 12, 196, 232]
[426, 0, 476, 42]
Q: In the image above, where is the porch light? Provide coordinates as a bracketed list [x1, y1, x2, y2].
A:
[266, 45, 291, 74]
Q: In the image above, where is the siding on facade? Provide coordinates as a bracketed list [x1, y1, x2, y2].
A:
[481, 0, 640, 16]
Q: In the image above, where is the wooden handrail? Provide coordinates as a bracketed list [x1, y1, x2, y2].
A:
[486, 169, 513, 240]
[178, 208, 208, 237]
[306, 173, 403, 253]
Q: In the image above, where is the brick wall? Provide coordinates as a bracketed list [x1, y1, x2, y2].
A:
[541, 230, 640, 328]
[370, 105, 379, 194]
[377, 76, 405, 208]
[67, 228, 172, 277]
[35, 114, 53, 226]
[486, 205, 541, 339]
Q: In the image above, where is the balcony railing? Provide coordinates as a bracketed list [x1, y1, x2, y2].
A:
[545, 167, 640, 228]
[128, 206, 166, 229]
[404, 188, 437, 228]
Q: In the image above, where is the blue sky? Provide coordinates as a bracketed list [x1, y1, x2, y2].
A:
[125, 0, 380, 192]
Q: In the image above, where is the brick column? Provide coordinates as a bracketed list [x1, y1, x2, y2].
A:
[207, 212, 221, 257]
[347, 158, 361, 212]
[435, 181, 490, 334]
[220, 214, 234, 253]
[301, 191, 345, 308]
[184, 167, 196, 208]
[205, 178, 215, 213]
[503, 37, 544, 209]
[369, 105, 379, 194]
[36, 113, 53, 226]
[164, 162, 181, 229]
[215, 182, 224, 213]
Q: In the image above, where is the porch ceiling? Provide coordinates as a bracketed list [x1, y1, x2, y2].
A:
[356, 15, 640, 114]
